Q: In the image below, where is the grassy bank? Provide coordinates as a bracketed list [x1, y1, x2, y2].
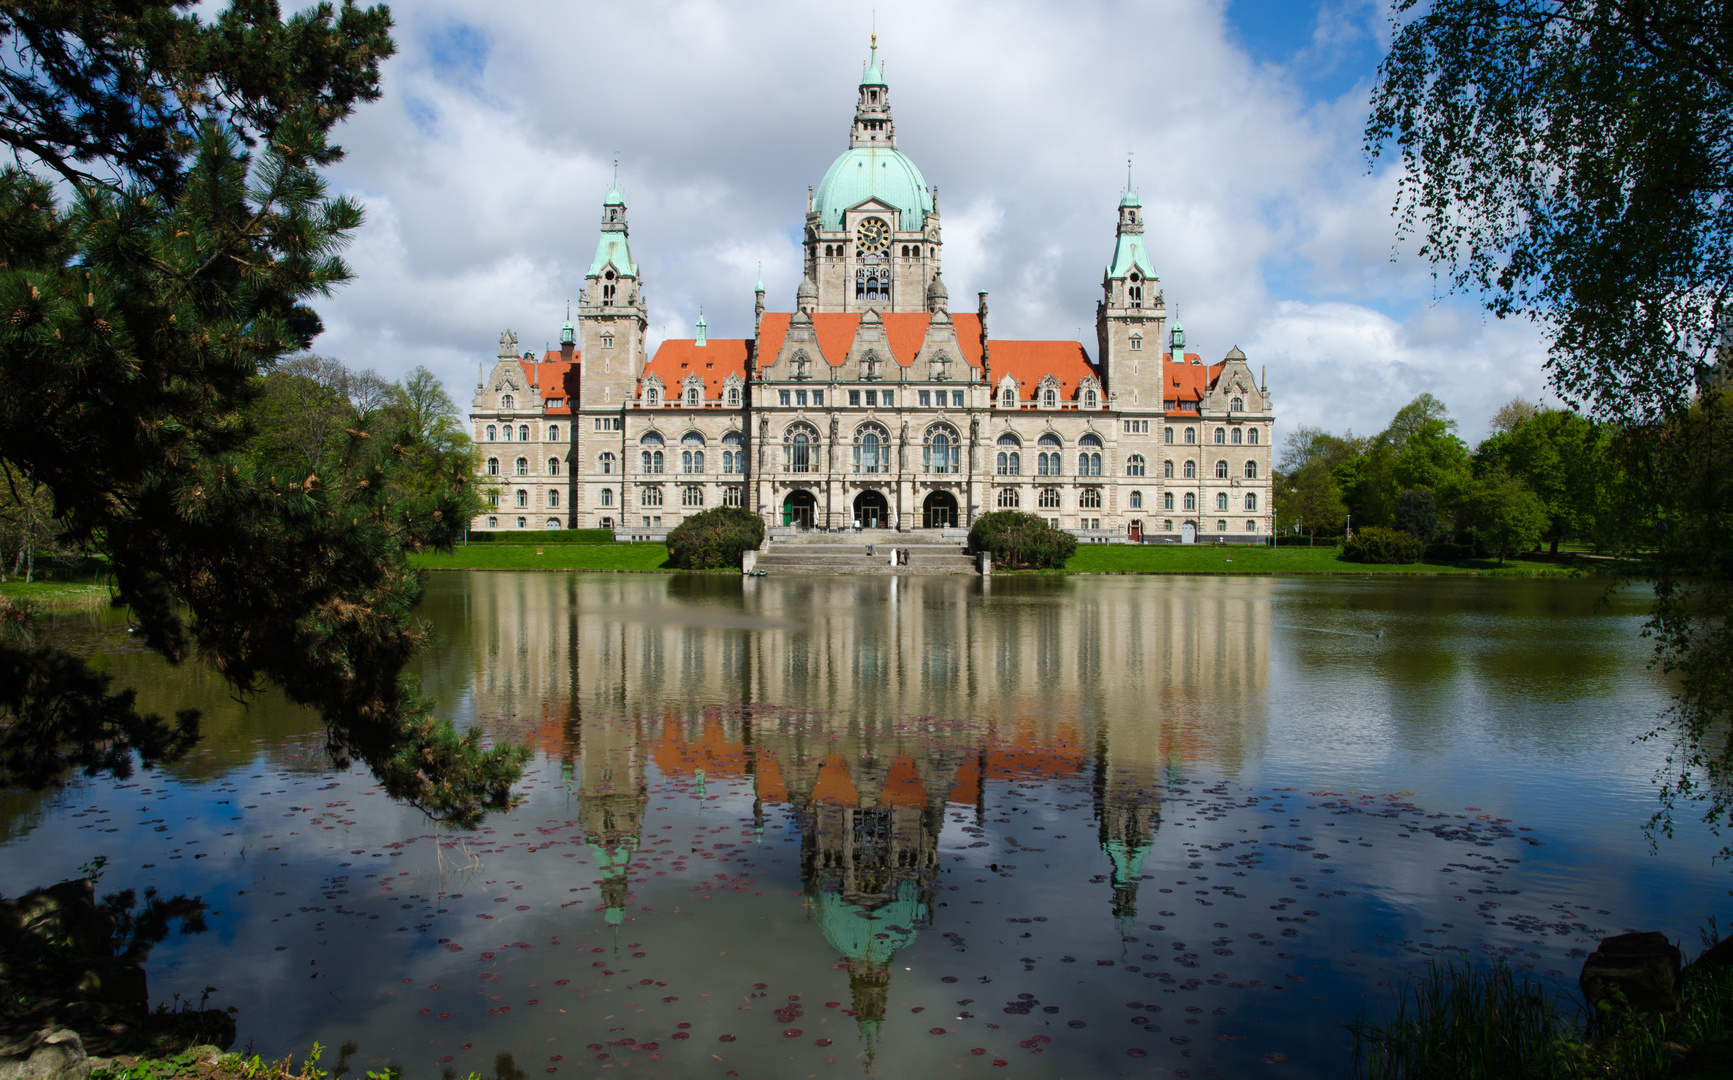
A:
[409, 542, 675, 572]
[1060, 544, 1598, 576]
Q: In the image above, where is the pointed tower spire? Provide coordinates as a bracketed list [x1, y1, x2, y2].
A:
[850, 35, 896, 149]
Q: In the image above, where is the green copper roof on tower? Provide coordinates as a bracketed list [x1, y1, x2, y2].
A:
[862, 33, 885, 86]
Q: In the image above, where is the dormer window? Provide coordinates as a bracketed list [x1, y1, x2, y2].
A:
[1084, 388, 1098, 409]
[1042, 388, 1057, 409]
[686, 387, 700, 407]
[646, 388, 659, 408]
[727, 386, 741, 407]
[1001, 387, 1017, 409]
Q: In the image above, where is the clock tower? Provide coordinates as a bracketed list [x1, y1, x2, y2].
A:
[805, 40, 942, 314]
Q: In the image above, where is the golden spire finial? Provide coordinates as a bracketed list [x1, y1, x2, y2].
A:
[871, 31, 877, 50]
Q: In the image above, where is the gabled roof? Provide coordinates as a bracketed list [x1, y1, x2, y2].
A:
[514, 352, 580, 414]
[643, 339, 752, 402]
[756, 312, 985, 371]
[1164, 354, 1222, 412]
[988, 340, 1102, 403]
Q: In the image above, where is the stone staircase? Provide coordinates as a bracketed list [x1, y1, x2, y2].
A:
[753, 530, 977, 575]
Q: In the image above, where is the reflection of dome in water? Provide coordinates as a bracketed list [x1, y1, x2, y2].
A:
[816, 878, 928, 962]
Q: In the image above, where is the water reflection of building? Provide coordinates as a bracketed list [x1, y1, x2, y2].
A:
[1095, 704, 1166, 930]
[575, 713, 648, 926]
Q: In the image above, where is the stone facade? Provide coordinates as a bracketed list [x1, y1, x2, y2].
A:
[469, 44, 1274, 543]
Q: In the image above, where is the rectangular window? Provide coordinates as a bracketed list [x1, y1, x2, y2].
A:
[849, 391, 861, 406]
[1131, 337, 1142, 350]
[812, 390, 823, 406]
[918, 390, 931, 407]
[865, 390, 877, 407]
[881, 390, 894, 407]
[795, 390, 808, 406]
[593, 417, 622, 432]
[952, 391, 964, 407]
[779, 390, 791, 406]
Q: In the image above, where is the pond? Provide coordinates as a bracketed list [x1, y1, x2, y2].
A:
[4, 572, 1726, 1078]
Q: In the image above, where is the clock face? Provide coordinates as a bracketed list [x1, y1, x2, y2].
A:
[856, 217, 890, 253]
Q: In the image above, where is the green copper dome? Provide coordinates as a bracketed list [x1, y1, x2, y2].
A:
[814, 146, 932, 231]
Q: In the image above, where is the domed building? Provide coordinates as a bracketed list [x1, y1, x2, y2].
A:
[471, 41, 1275, 543]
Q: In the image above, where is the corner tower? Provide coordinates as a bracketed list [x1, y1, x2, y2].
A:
[578, 183, 648, 408]
[806, 38, 941, 314]
[1095, 186, 1168, 408]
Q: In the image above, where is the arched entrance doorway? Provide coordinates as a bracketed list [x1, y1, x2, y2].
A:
[922, 490, 958, 529]
[782, 489, 817, 528]
[853, 490, 889, 530]
[1180, 520, 1197, 544]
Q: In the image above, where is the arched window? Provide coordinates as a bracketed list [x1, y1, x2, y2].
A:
[500, 395, 513, 409]
[1042, 387, 1057, 409]
[1037, 433, 1061, 476]
[646, 388, 660, 408]
[501, 425, 512, 442]
[548, 424, 559, 442]
[997, 487, 1020, 508]
[546, 517, 561, 529]
[785, 423, 819, 472]
[1216, 492, 1229, 511]
[1001, 386, 1017, 409]
[515, 425, 526, 441]
[1232, 427, 1242, 444]
[515, 489, 528, 508]
[854, 423, 889, 473]
[487, 516, 497, 528]
[485, 425, 497, 441]
[548, 458, 561, 475]
[1245, 493, 1258, 511]
[1078, 433, 1103, 477]
[1185, 427, 1196, 444]
[1039, 487, 1061, 508]
[1231, 396, 1244, 412]
[1130, 490, 1143, 509]
[1083, 387, 1098, 408]
[602, 269, 616, 304]
[1246, 519, 1259, 533]
[1163, 459, 1174, 478]
[686, 386, 701, 407]
[1244, 460, 1258, 479]
[682, 449, 704, 473]
[516, 516, 526, 529]
[923, 424, 960, 474]
[723, 430, 744, 474]
[1248, 428, 1260, 445]
[488, 491, 499, 507]
[1214, 427, 1226, 444]
[727, 386, 741, 407]
[486, 457, 499, 476]
[1163, 492, 1174, 510]
[640, 432, 665, 474]
[598, 452, 616, 474]
[515, 457, 529, 476]
[1184, 492, 1196, 510]
[1164, 426, 1174, 444]
[600, 488, 613, 507]
[548, 490, 560, 507]
[996, 434, 1021, 476]
[1214, 460, 1229, 479]
[1126, 454, 1146, 477]
[1183, 459, 1197, 479]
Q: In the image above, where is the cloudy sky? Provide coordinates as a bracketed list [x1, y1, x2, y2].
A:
[311, 0, 1555, 444]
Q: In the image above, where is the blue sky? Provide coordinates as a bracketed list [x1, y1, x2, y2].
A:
[310, 0, 1551, 443]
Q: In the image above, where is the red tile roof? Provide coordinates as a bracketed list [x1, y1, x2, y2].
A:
[989, 339, 1102, 404]
[517, 352, 580, 414]
[642, 338, 751, 403]
[756, 312, 986, 373]
[1163, 354, 1221, 412]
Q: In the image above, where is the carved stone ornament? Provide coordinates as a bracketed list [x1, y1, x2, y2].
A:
[791, 349, 812, 381]
[929, 350, 953, 381]
[860, 349, 882, 381]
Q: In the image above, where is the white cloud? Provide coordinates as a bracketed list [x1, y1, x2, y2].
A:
[307, 0, 1550, 439]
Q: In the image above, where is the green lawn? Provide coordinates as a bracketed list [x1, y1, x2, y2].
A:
[0, 579, 113, 607]
[409, 542, 677, 572]
[1059, 543, 1596, 576]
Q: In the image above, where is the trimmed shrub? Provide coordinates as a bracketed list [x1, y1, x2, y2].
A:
[969, 510, 1078, 570]
[466, 529, 615, 544]
[1341, 526, 1425, 564]
[666, 507, 765, 570]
